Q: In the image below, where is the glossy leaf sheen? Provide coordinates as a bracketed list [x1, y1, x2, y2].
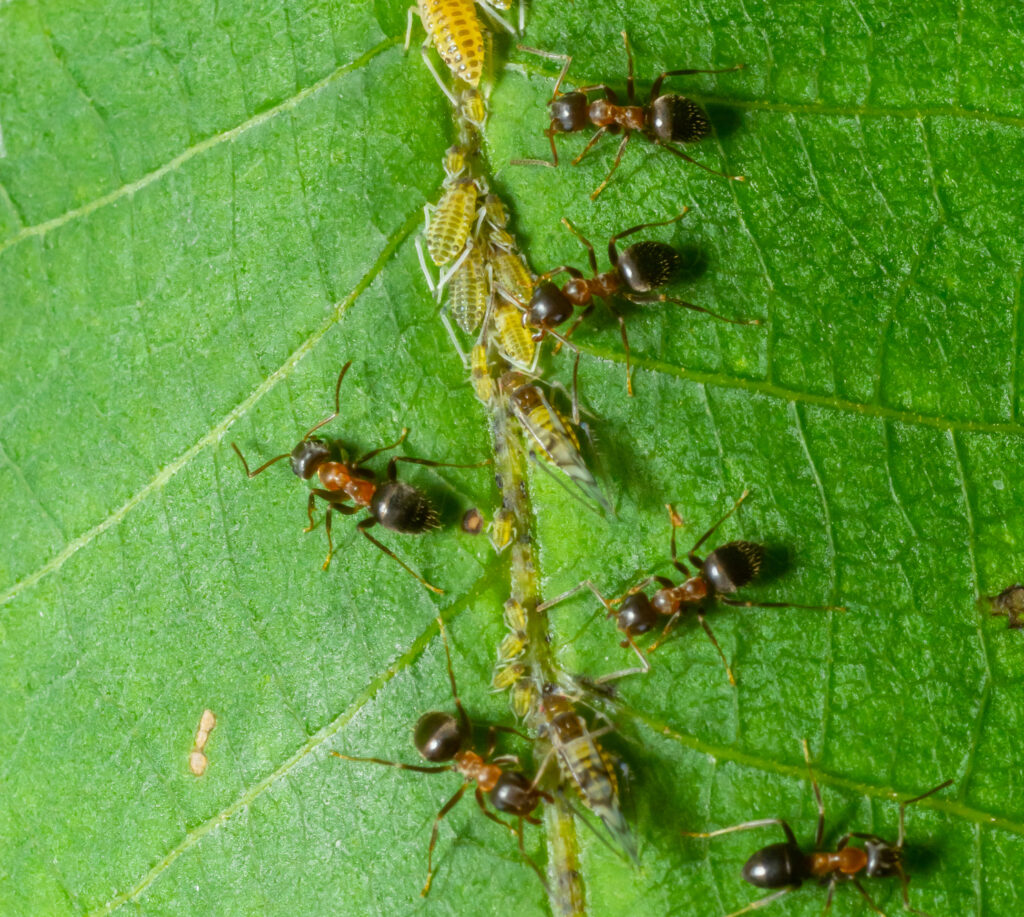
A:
[1, 1, 1023, 915]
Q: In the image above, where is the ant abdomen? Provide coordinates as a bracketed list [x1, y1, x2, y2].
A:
[704, 540, 764, 594]
[550, 91, 589, 131]
[617, 593, 659, 635]
[617, 241, 680, 293]
[371, 481, 440, 533]
[650, 95, 710, 144]
[742, 841, 807, 889]
[489, 771, 539, 816]
[414, 711, 463, 762]
[290, 438, 332, 479]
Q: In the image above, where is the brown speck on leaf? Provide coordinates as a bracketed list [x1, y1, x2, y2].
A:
[986, 585, 1024, 630]
[461, 507, 484, 535]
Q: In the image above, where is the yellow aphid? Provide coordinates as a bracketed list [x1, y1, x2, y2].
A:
[449, 245, 489, 333]
[488, 506, 514, 551]
[459, 88, 487, 129]
[417, 0, 485, 87]
[482, 193, 509, 231]
[493, 660, 525, 690]
[493, 301, 535, 367]
[442, 146, 467, 180]
[504, 598, 527, 633]
[499, 631, 527, 662]
[511, 677, 534, 719]
[491, 250, 534, 305]
[426, 179, 480, 266]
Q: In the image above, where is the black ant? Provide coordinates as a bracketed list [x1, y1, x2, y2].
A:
[540, 491, 842, 684]
[515, 32, 744, 198]
[521, 209, 757, 396]
[332, 617, 550, 896]
[683, 740, 953, 917]
[230, 362, 488, 594]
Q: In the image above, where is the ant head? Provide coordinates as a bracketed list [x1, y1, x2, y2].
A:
[703, 541, 764, 594]
[649, 94, 711, 144]
[489, 771, 542, 816]
[290, 438, 331, 479]
[617, 241, 680, 293]
[528, 281, 575, 328]
[863, 838, 904, 879]
[550, 91, 589, 132]
[617, 593, 659, 636]
[742, 841, 805, 889]
[414, 711, 465, 763]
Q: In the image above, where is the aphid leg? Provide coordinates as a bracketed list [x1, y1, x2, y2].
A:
[474, 785, 518, 834]
[435, 241, 475, 298]
[356, 518, 444, 594]
[528, 746, 558, 792]
[419, 41, 458, 106]
[416, 236, 437, 295]
[421, 783, 469, 896]
[439, 302, 471, 366]
[354, 428, 410, 467]
[590, 131, 632, 200]
[475, 0, 516, 36]
[404, 5, 416, 52]
[801, 738, 827, 848]
[687, 490, 751, 566]
[232, 443, 291, 478]
[649, 64, 746, 102]
[654, 138, 745, 182]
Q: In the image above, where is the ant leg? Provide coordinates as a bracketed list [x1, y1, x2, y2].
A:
[303, 492, 319, 533]
[436, 616, 472, 738]
[649, 64, 746, 101]
[719, 889, 793, 917]
[474, 786, 518, 834]
[594, 632, 650, 682]
[684, 818, 799, 846]
[302, 361, 353, 440]
[590, 131, 631, 200]
[330, 751, 451, 775]
[822, 879, 837, 916]
[355, 428, 409, 467]
[560, 218, 599, 275]
[688, 490, 751, 565]
[850, 878, 888, 916]
[421, 782, 469, 896]
[697, 613, 736, 685]
[515, 45, 573, 102]
[621, 31, 636, 103]
[654, 138, 745, 182]
[538, 579, 617, 615]
[608, 208, 690, 261]
[322, 507, 334, 570]
[603, 300, 633, 396]
[528, 747, 558, 792]
[570, 349, 581, 425]
[516, 817, 551, 892]
[898, 778, 953, 846]
[645, 610, 681, 653]
[664, 503, 692, 576]
[535, 263, 585, 285]
[800, 738, 827, 848]
[719, 597, 846, 612]
[386, 455, 492, 481]
[572, 125, 610, 167]
[627, 290, 759, 325]
[231, 443, 291, 478]
[357, 518, 444, 594]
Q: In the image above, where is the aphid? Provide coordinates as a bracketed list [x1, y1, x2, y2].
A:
[683, 741, 953, 917]
[449, 243, 489, 333]
[542, 492, 842, 683]
[515, 32, 744, 198]
[493, 300, 537, 369]
[526, 209, 756, 395]
[333, 617, 549, 895]
[488, 505, 515, 552]
[189, 709, 217, 777]
[230, 362, 488, 594]
[493, 662, 535, 719]
[497, 598, 529, 662]
[470, 342, 496, 403]
[986, 584, 1024, 630]
[534, 684, 637, 863]
[426, 178, 482, 267]
[500, 372, 612, 515]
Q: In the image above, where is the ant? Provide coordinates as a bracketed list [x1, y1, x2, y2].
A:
[514, 32, 744, 198]
[521, 209, 757, 396]
[230, 362, 488, 594]
[540, 491, 843, 684]
[332, 617, 550, 896]
[683, 740, 953, 917]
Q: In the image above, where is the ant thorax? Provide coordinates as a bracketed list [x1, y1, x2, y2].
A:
[651, 576, 708, 615]
[587, 97, 644, 131]
[455, 750, 502, 792]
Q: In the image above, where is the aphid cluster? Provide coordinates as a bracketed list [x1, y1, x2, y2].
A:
[229, 12, 964, 915]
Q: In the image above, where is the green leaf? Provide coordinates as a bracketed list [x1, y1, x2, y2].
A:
[2, 1, 1023, 916]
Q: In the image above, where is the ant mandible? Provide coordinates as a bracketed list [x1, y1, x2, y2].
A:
[515, 31, 744, 198]
[522, 209, 758, 396]
[683, 740, 953, 917]
[540, 491, 843, 684]
[230, 362, 488, 594]
[332, 617, 550, 896]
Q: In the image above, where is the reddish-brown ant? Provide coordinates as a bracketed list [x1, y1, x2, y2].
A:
[230, 362, 488, 594]
[514, 32, 744, 198]
[521, 209, 757, 395]
[684, 740, 953, 917]
[332, 617, 550, 896]
[540, 491, 843, 684]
